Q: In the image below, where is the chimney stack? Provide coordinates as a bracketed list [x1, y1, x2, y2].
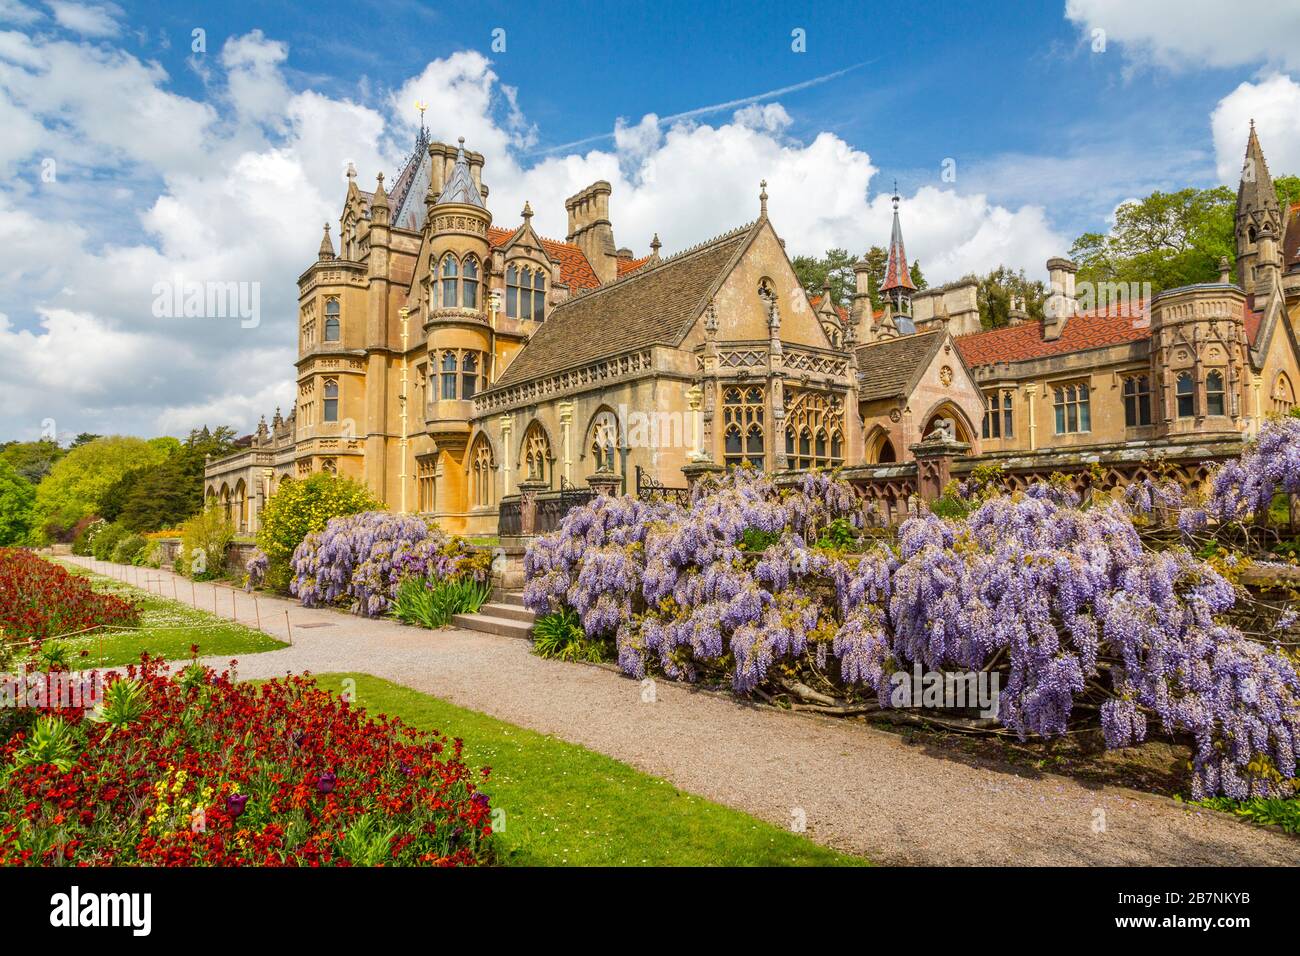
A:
[565, 181, 619, 284]
[1043, 257, 1078, 341]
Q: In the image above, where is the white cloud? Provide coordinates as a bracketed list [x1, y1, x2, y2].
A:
[0, 27, 1068, 442]
[1210, 73, 1300, 184]
[1065, 0, 1300, 71]
[46, 1, 120, 38]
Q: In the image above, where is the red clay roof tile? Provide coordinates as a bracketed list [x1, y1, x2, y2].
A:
[488, 226, 600, 290]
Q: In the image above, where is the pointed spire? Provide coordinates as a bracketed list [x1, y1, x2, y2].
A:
[759, 179, 768, 218]
[650, 233, 662, 258]
[318, 222, 335, 260]
[434, 136, 486, 208]
[1238, 120, 1279, 216]
[371, 171, 388, 207]
[880, 184, 916, 295]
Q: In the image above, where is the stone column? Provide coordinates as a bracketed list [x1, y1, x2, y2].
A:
[1024, 383, 1038, 451]
[558, 401, 574, 484]
[587, 468, 621, 497]
[499, 414, 513, 496]
[682, 460, 725, 492]
[909, 434, 970, 501]
[686, 384, 707, 462]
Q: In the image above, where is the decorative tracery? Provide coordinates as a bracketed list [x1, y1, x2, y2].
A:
[782, 388, 844, 470]
[723, 385, 765, 469]
[522, 422, 552, 484]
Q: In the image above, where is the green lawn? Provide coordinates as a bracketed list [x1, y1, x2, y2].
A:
[46, 559, 287, 668]
[315, 672, 866, 867]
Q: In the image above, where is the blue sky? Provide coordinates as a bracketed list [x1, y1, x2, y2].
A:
[1, 0, 1299, 441]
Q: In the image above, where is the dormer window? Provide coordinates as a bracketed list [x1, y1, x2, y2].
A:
[506, 264, 545, 320]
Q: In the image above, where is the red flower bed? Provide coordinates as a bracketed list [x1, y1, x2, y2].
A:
[0, 657, 494, 866]
[0, 548, 139, 644]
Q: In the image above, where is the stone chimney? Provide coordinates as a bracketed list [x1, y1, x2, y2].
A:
[1008, 294, 1029, 326]
[1043, 257, 1078, 341]
[565, 181, 619, 284]
[850, 255, 874, 342]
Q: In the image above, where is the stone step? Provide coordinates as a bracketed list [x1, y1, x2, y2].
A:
[492, 590, 528, 608]
[478, 601, 535, 623]
[452, 612, 534, 639]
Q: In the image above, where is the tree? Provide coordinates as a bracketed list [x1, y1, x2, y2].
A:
[256, 472, 381, 591]
[69, 433, 102, 448]
[0, 460, 35, 545]
[790, 248, 857, 307]
[31, 437, 170, 541]
[909, 261, 928, 291]
[968, 266, 1048, 330]
[1070, 176, 1298, 297]
[0, 440, 65, 484]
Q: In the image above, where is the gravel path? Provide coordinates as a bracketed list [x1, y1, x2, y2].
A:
[71, 556, 1300, 866]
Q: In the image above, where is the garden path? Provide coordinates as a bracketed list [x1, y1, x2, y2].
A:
[68, 556, 1300, 867]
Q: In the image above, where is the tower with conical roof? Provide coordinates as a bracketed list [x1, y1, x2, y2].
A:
[1236, 120, 1284, 295]
[880, 184, 916, 323]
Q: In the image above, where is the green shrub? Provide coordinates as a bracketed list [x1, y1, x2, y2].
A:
[390, 577, 491, 629]
[1194, 795, 1300, 835]
[90, 522, 129, 561]
[256, 473, 380, 591]
[533, 608, 609, 663]
[71, 518, 104, 556]
[177, 506, 235, 580]
[110, 532, 148, 565]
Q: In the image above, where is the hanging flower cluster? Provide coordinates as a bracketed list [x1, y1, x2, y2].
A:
[524, 471, 1300, 798]
[290, 512, 487, 617]
[1205, 416, 1300, 523]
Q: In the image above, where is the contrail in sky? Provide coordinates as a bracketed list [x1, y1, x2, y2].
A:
[529, 60, 873, 155]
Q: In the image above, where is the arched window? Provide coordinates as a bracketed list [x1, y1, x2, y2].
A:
[1274, 372, 1295, 416]
[506, 265, 520, 318]
[1206, 370, 1226, 416]
[323, 379, 339, 422]
[723, 386, 764, 469]
[470, 435, 495, 507]
[461, 352, 479, 400]
[440, 255, 459, 308]
[589, 410, 620, 471]
[462, 256, 479, 310]
[1176, 372, 1195, 418]
[441, 352, 457, 400]
[532, 268, 546, 322]
[324, 299, 340, 342]
[877, 438, 896, 463]
[522, 423, 551, 485]
[1122, 375, 1151, 427]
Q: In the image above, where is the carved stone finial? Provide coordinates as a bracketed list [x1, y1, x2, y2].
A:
[650, 233, 662, 257]
[759, 179, 768, 218]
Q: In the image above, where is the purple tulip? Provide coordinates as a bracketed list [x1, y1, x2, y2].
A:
[316, 771, 337, 794]
[226, 793, 249, 818]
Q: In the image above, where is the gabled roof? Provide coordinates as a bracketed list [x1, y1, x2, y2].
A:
[486, 227, 600, 290]
[489, 224, 755, 390]
[855, 329, 945, 401]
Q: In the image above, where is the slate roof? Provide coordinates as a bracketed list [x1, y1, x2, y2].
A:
[856, 329, 945, 401]
[489, 225, 754, 390]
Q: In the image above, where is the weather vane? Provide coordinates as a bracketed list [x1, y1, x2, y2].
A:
[415, 99, 427, 130]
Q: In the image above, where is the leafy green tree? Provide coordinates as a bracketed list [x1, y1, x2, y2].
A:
[100, 425, 240, 532]
[0, 460, 35, 545]
[790, 248, 857, 307]
[966, 266, 1048, 330]
[909, 261, 928, 291]
[69, 433, 102, 448]
[31, 437, 170, 541]
[256, 473, 381, 590]
[0, 440, 65, 484]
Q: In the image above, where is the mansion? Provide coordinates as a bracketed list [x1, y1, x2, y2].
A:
[206, 122, 1300, 535]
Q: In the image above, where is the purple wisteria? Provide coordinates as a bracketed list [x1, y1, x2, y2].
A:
[290, 512, 485, 616]
[523, 469, 1300, 798]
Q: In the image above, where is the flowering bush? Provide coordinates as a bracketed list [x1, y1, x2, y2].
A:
[0, 548, 139, 645]
[290, 512, 489, 617]
[525, 472, 1300, 798]
[256, 474, 381, 591]
[1204, 417, 1300, 524]
[0, 657, 494, 866]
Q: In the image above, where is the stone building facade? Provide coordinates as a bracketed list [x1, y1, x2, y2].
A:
[206, 123, 1300, 534]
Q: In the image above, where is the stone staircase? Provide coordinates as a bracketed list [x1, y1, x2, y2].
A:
[452, 590, 536, 640]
